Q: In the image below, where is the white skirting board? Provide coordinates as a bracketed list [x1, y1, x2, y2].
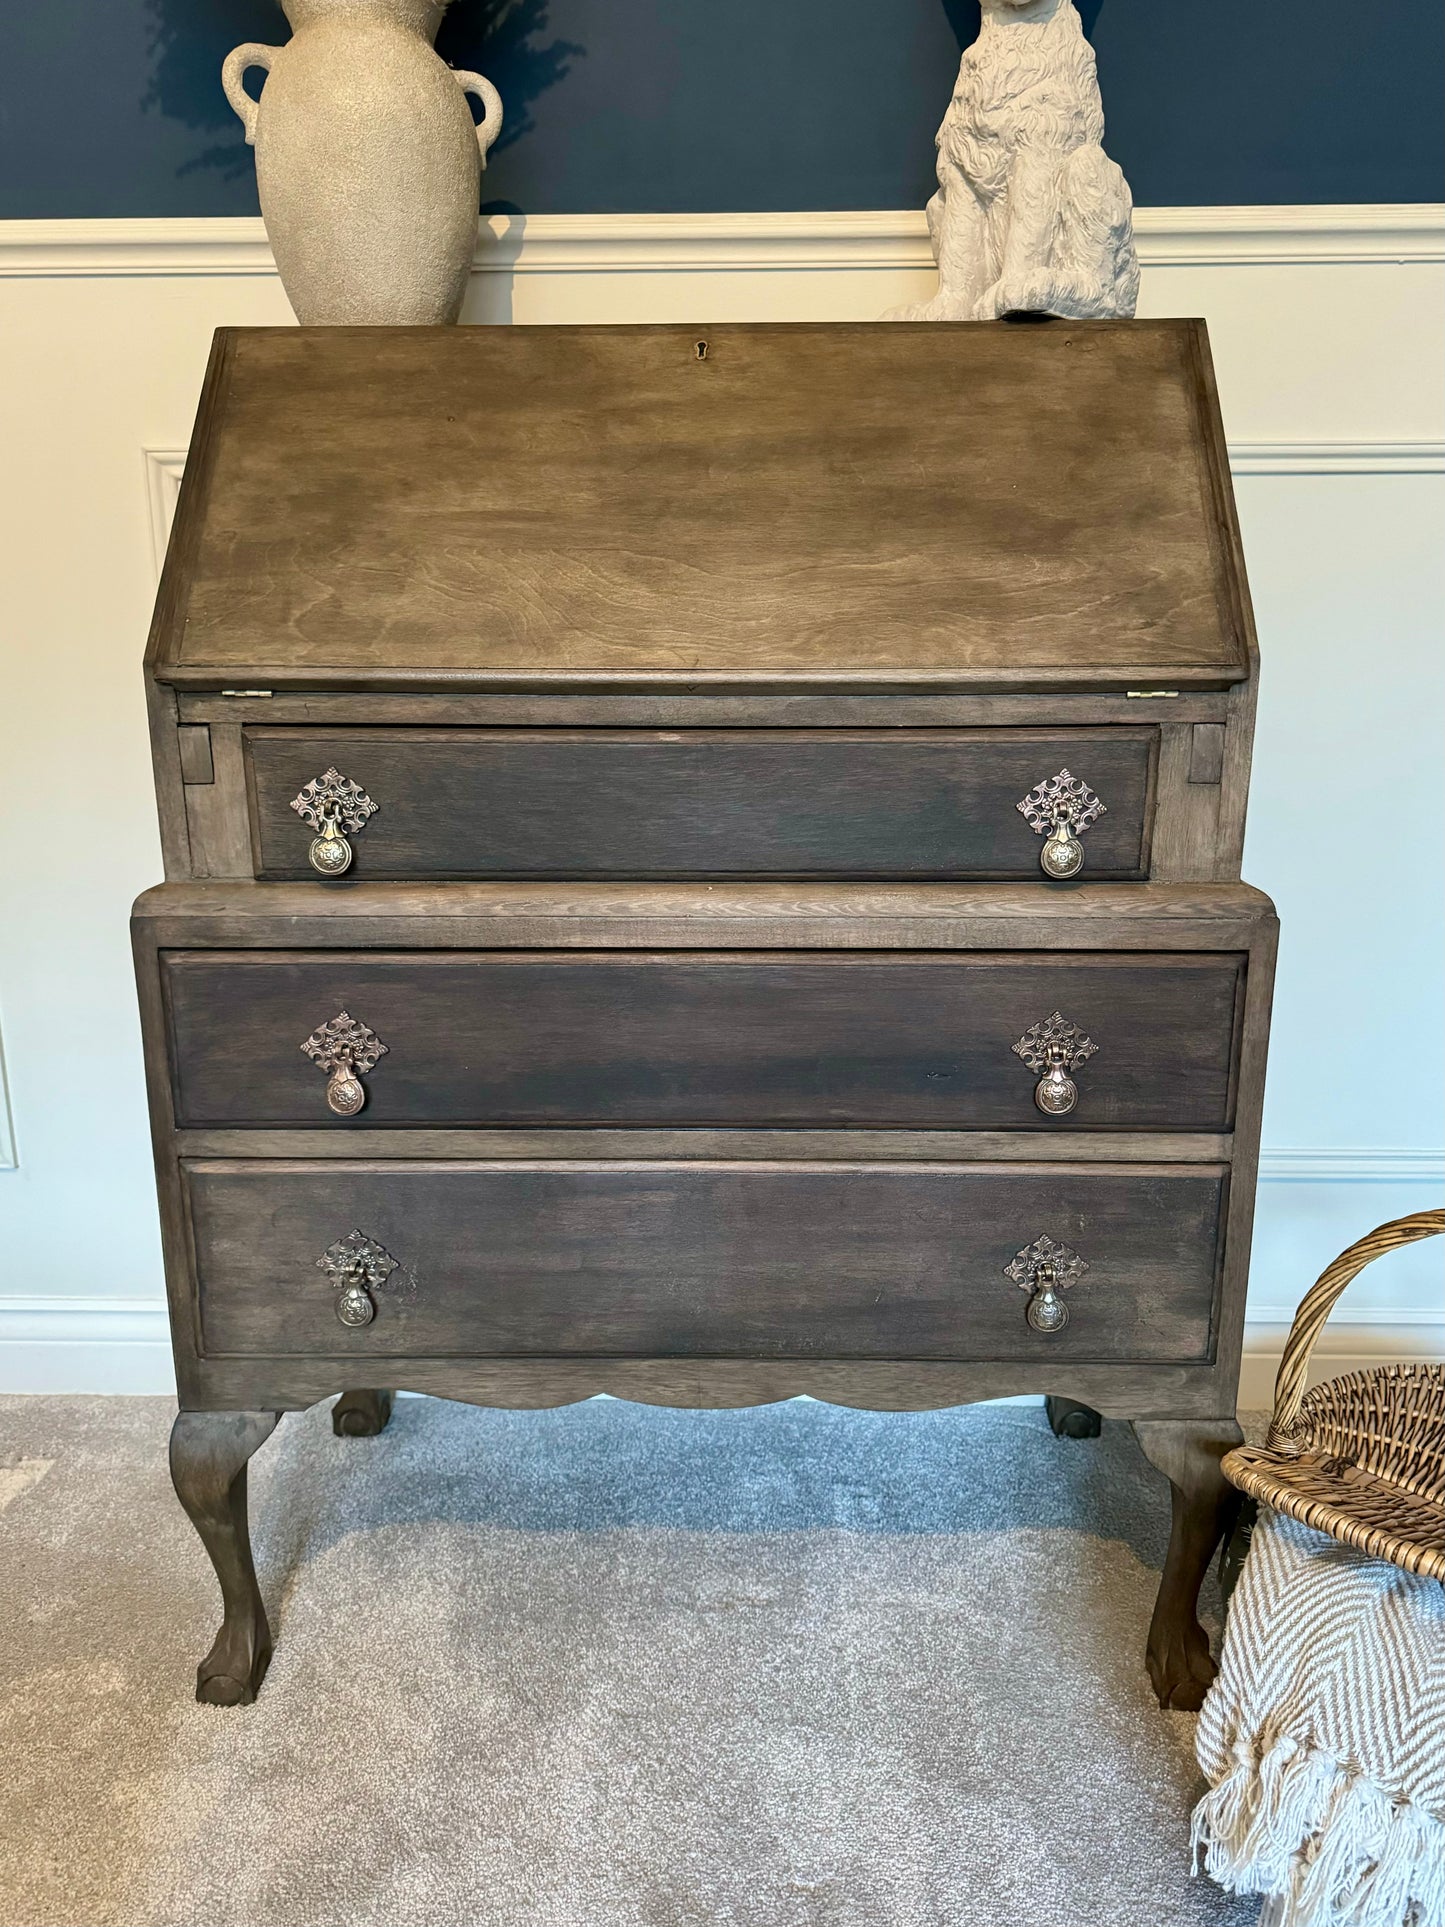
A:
[0, 1300, 175, 1398]
[0, 204, 1441, 1401]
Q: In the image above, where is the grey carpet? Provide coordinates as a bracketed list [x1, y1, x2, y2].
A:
[0, 1394, 1260, 1927]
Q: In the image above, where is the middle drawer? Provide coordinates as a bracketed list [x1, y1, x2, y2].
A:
[163, 950, 1243, 1130]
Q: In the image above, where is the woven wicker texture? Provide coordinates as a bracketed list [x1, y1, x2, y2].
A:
[1223, 1210, 1445, 1581]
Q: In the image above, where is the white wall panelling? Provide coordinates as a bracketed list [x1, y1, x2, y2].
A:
[142, 449, 187, 578]
[1229, 443, 1444, 475]
[2, 203, 1440, 274]
[1, 206, 1441, 1395]
[0, 1023, 17, 1171]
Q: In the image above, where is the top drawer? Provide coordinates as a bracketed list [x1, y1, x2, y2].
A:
[244, 728, 1155, 882]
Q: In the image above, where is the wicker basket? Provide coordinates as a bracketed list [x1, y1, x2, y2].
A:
[1223, 1209, 1445, 1580]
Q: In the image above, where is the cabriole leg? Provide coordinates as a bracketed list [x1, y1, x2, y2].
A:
[169, 1409, 281, 1706]
[1045, 1395, 1102, 1439]
[1132, 1417, 1244, 1711]
[332, 1388, 395, 1438]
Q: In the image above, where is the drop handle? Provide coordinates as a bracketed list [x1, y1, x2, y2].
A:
[1011, 1012, 1097, 1117]
[1016, 769, 1106, 879]
[1036, 1045, 1076, 1114]
[1026, 1265, 1068, 1333]
[301, 1012, 388, 1117]
[1004, 1236, 1089, 1335]
[290, 767, 378, 876]
[310, 808, 352, 876]
[334, 1266, 378, 1328]
[316, 1231, 414, 1330]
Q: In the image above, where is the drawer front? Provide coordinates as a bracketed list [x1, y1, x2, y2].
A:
[246, 728, 1154, 880]
[188, 1160, 1227, 1363]
[164, 951, 1243, 1130]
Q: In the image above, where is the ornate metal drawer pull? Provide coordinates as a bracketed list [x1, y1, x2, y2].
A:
[316, 1230, 413, 1329]
[290, 767, 378, 876]
[1016, 769, 1106, 879]
[1011, 1011, 1097, 1117]
[1004, 1235, 1088, 1335]
[301, 1011, 388, 1117]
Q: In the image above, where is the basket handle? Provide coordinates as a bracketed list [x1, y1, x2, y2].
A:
[1266, 1209, 1445, 1451]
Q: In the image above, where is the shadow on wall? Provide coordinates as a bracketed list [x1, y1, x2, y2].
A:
[142, 0, 583, 189]
[143, 0, 278, 180]
[440, 0, 584, 165]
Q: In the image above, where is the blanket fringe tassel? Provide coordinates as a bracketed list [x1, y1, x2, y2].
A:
[1192, 1733, 1445, 1927]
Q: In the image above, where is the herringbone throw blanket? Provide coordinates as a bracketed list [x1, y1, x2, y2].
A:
[1193, 1508, 1445, 1926]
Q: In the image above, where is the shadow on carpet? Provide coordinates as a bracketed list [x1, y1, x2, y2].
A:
[0, 1394, 1259, 1927]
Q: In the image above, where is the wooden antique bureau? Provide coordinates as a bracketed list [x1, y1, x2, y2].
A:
[136, 320, 1275, 1710]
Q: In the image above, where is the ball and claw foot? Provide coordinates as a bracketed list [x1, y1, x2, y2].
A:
[1145, 1613, 1219, 1713]
[1133, 1417, 1244, 1711]
[1046, 1395, 1102, 1440]
[197, 1621, 272, 1707]
[332, 1389, 395, 1438]
[169, 1409, 281, 1708]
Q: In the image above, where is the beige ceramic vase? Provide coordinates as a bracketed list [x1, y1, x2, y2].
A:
[223, 0, 502, 324]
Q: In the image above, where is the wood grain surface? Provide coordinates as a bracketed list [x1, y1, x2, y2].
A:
[169, 1128, 1235, 1164]
[162, 950, 1243, 1130]
[186, 1159, 1227, 1365]
[175, 1355, 1240, 1422]
[149, 322, 1251, 690]
[133, 878, 1278, 953]
[245, 727, 1155, 880]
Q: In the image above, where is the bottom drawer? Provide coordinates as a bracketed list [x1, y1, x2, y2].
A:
[188, 1160, 1226, 1365]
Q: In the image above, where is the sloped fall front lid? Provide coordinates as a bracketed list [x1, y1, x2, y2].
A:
[148, 320, 1253, 691]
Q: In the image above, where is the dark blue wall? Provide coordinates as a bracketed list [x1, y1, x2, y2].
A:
[1, 0, 1441, 219]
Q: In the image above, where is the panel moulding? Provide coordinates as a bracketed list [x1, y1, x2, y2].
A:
[1, 205, 1442, 278]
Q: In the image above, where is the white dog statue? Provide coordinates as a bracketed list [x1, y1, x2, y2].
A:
[892, 0, 1139, 322]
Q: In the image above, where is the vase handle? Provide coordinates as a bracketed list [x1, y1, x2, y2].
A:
[453, 70, 504, 167]
[222, 43, 280, 147]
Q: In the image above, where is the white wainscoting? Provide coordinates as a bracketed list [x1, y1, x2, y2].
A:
[0, 1029, 16, 1173]
[0, 206, 1441, 1399]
